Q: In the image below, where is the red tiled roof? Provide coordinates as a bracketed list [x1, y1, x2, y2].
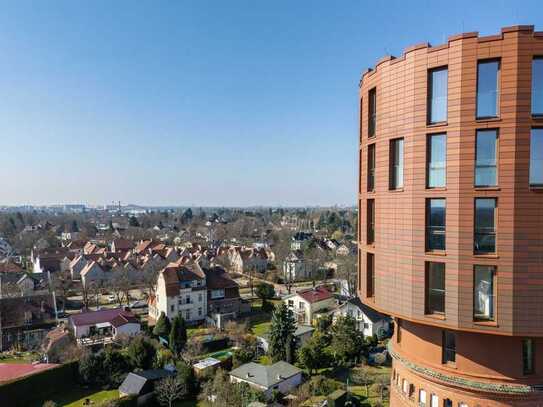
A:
[297, 286, 333, 304]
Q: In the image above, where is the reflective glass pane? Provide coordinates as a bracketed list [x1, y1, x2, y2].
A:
[428, 134, 446, 188]
[532, 59, 543, 115]
[475, 130, 497, 186]
[477, 61, 499, 118]
[530, 128, 543, 186]
[474, 265, 495, 320]
[429, 68, 448, 123]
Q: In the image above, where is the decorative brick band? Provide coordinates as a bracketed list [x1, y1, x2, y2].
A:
[388, 342, 543, 395]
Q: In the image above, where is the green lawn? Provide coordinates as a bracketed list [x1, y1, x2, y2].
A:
[40, 387, 119, 407]
[0, 352, 38, 364]
[251, 320, 271, 336]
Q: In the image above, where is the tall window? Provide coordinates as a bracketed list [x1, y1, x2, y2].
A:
[428, 67, 448, 123]
[367, 199, 375, 244]
[419, 390, 427, 407]
[431, 394, 439, 407]
[366, 253, 374, 298]
[532, 58, 543, 116]
[474, 198, 497, 254]
[442, 331, 456, 364]
[368, 144, 376, 191]
[474, 265, 496, 321]
[444, 399, 453, 407]
[368, 88, 376, 138]
[475, 129, 498, 187]
[476, 60, 500, 118]
[523, 338, 535, 375]
[390, 138, 404, 189]
[427, 134, 447, 188]
[426, 262, 445, 314]
[530, 128, 543, 187]
[426, 198, 446, 251]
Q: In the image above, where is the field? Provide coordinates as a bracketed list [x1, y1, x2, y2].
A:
[38, 387, 119, 407]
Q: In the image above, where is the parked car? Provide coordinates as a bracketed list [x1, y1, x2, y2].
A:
[129, 300, 148, 309]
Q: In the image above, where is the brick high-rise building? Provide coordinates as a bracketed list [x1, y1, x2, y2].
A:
[358, 25, 543, 406]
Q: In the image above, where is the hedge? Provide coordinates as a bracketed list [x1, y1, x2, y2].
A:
[0, 361, 78, 407]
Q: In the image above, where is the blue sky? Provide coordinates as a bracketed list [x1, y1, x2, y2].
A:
[0, 0, 540, 207]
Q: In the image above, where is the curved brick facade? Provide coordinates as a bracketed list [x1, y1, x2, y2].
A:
[358, 26, 543, 405]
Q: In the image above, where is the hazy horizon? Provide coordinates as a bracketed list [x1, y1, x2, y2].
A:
[1, 1, 540, 207]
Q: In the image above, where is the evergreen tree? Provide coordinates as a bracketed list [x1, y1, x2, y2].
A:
[331, 316, 365, 366]
[127, 336, 157, 370]
[169, 315, 187, 355]
[153, 312, 171, 338]
[268, 303, 296, 362]
[129, 216, 140, 227]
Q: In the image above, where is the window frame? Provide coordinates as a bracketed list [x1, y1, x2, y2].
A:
[366, 252, 375, 298]
[442, 330, 456, 365]
[425, 261, 446, 315]
[367, 143, 376, 192]
[368, 88, 377, 138]
[367, 199, 375, 245]
[389, 137, 404, 190]
[531, 57, 543, 117]
[523, 338, 535, 375]
[475, 129, 499, 188]
[426, 133, 447, 189]
[530, 128, 543, 188]
[427, 66, 448, 125]
[473, 265, 497, 322]
[426, 198, 447, 252]
[476, 59, 501, 120]
[474, 198, 497, 255]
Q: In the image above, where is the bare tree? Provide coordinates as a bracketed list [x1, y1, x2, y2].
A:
[51, 269, 72, 312]
[352, 365, 372, 397]
[336, 255, 357, 297]
[155, 376, 187, 407]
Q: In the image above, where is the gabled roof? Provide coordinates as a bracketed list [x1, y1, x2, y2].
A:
[162, 263, 205, 297]
[204, 266, 238, 290]
[229, 361, 301, 389]
[112, 238, 135, 250]
[296, 286, 333, 304]
[119, 369, 175, 396]
[340, 297, 389, 323]
[69, 308, 137, 327]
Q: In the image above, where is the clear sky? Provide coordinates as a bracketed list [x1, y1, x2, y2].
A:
[0, 0, 540, 207]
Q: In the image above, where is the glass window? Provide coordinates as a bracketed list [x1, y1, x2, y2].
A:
[477, 60, 500, 118]
[366, 253, 374, 298]
[367, 199, 375, 244]
[431, 394, 439, 407]
[532, 58, 543, 116]
[427, 134, 447, 188]
[428, 67, 448, 123]
[443, 331, 456, 364]
[474, 198, 497, 254]
[444, 399, 453, 407]
[426, 198, 446, 251]
[368, 88, 376, 137]
[475, 130, 498, 187]
[530, 128, 543, 186]
[368, 144, 375, 191]
[474, 265, 496, 321]
[390, 138, 404, 189]
[426, 262, 445, 314]
[523, 338, 535, 375]
[419, 390, 427, 406]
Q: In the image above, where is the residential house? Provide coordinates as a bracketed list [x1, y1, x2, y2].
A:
[69, 308, 140, 341]
[332, 297, 390, 339]
[283, 286, 336, 325]
[204, 266, 250, 327]
[229, 361, 302, 399]
[257, 325, 315, 353]
[290, 232, 313, 251]
[148, 262, 207, 324]
[41, 325, 74, 363]
[111, 238, 135, 254]
[80, 261, 106, 287]
[0, 273, 37, 298]
[0, 293, 57, 351]
[0, 260, 22, 274]
[31, 247, 73, 274]
[282, 251, 311, 281]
